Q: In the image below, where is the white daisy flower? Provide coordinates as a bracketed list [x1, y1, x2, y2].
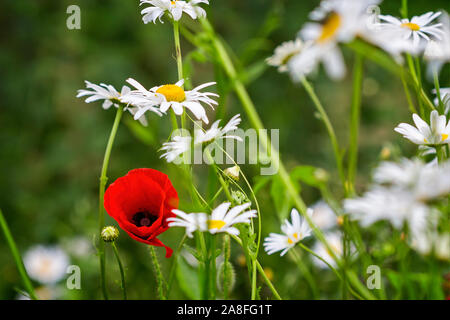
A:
[373, 158, 425, 187]
[311, 232, 344, 269]
[77, 81, 157, 126]
[292, 0, 379, 80]
[207, 202, 257, 236]
[77, 81, 129, 110]
[168, 210, 208, 238]
[370, 158, 450, 202]
[424, 12, 450, 74]
[23, 245, 70, 284]
[394, 110, 450, 145]
[309, 201, 338, 231]
[168, 202, 257, 237]
[161, 114, 243, 163]
[432, 87, 450, 115]
[266, 39, 304, 73]
[160, 135, 191, 163]
[378, 12, 444, 49]
[414, 160, 450, 201]
[344, 187, 429, 229]
[194, 114, 243, 144]
[140, 0, 209, 24]
[126, 78, 218, 124]
[263, 208, 313, 256]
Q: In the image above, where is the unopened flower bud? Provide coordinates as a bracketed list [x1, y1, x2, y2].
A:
[314, 168, 329, 182]
[224, 165, 240, 181]
[101, 226, 119, 242]
[231, 190, 247, 205]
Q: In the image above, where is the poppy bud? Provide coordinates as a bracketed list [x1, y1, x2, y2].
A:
[101, 226, 119, 242]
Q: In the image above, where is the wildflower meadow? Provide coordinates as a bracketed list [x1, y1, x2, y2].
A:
[1, 0, 449, 302]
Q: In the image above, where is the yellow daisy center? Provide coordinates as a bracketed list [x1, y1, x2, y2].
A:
[442, 133, 449, 141]
[401, 22, 420, 31]
[156, 84, 186, 102]
[287, 238, 294, 245]
[318, 13, 342, 43]
[208, 220, 226, 230]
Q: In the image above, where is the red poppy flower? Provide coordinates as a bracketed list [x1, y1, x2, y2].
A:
[104, 168, 179, 257]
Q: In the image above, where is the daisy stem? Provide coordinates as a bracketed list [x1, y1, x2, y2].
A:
[167, 234, 187, 297]
[0, 208, 38, 300]
[400, 0, 408, 18]
[401, 70, 418, 114]
[433, 69, 445, 114]
[231, 235, 282, 300]
[149, 246, 167, 300]
[172, 20, 186, 130]
[299, 76, 346, 191]
[110, 242, 127, 300]
[347, 53, 364, 196]
[98, 105, 124, 300]
[197, 17, 341, 268]
[289, 249, 319, 299]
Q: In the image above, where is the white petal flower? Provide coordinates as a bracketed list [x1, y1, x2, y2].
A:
[194, 114, 243, 144]
[77, 81, 126, 109]
[24, 245, 70, 284]
[168, 210, 208, 238]
[126, 78, 218, 124]
[77, 80, 160, 126]
[311, 232, 344, 268]
[394, 110, 450, 145]
[168, 202, 257, 237]
[208, 202, 257, 236]
[309, 201, 338, 231]
[267, 39, 304, 73]
[160, 135, 191, 163]
[344, 187, 429, 229]
[264, 208, 312, 256]
[378, 12, 444, 50]
[424, 12, 450, 74]
[140, 0, 209, 23]
[290, 0, 380, 80]
[161, 114, 243, 164]
[432, 87, 450, 115]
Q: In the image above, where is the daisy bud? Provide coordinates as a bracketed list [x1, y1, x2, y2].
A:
[231, 190, 247, 205]
[101, 226, 119, 242]
[224, 165, 240, 181]
[314, 168, 329, 182]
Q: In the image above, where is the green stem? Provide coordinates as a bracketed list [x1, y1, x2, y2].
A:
[433, 70, 445, 114]
[167, 234, 187, 296]
[98, 105, 124, 300]
[111, 242, 127, 300]
[299, 76, 346, 190]
[197, 18, 339, 266]
[149, 246, 167, 300]
[401, 70, 418, 114]
[222, 234, 231, 300]
[289, 249, 319, 299]
[347, 54, 364, 196]
[0, 209, 38, 300]
[173, 20, 186, 129]
[231, 235, 282, 300]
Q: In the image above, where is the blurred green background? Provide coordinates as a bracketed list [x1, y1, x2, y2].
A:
[0, 0, 449, 299]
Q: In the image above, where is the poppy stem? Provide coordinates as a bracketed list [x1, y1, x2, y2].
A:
[98, 105, 124, 300]
[0, 208, 38, 300]
[111, 242, 127, 300]
[149, 246, 167, 300]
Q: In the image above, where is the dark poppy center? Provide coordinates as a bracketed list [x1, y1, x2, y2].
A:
[132, 211, 157, 227]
